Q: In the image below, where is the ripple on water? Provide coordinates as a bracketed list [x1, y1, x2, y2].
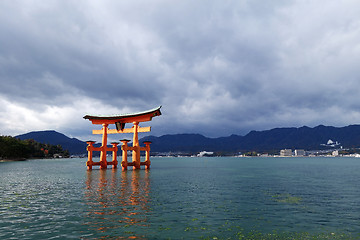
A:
[1, 157, 360, 239]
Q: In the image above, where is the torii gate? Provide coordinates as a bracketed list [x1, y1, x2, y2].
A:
[83, 106, 161, 170]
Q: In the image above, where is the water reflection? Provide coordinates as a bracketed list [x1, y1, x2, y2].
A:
[84, 169, 151, 239]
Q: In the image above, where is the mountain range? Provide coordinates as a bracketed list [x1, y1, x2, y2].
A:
[140, 125, 360, 153]
[15, 125, 360, 155]
[16, 130, 87, 155]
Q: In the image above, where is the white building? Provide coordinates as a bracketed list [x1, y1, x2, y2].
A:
[294, 149, 306, 156]
[197, 151, 214, 157]
[280, 149, 293, 157]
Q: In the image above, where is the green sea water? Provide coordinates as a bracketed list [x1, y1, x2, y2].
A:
[1, 156, 360, 239]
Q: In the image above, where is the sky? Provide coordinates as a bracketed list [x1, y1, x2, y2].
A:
[1, 0, 360, 141]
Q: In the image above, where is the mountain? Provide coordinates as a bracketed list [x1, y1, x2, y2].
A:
[140, 133, 244, 153]
[16, 130, 87, 155]
[140, 125, 360, 153]
[14, 124, 360, 155]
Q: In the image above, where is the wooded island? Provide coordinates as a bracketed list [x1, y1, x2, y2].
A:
[0, 135, 69, 160]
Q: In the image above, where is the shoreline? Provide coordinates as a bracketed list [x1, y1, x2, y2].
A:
[0, 158, 27, 162]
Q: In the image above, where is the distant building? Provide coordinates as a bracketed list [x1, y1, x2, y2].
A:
[197, 151, 214, 157]
[280, 149, 292, 157]
[332, 150, 339, 157]
[294, 149, 305, 156]
[321, 139, 341, 147]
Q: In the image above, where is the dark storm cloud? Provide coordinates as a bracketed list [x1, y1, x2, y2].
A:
[1, 0, 360, 139]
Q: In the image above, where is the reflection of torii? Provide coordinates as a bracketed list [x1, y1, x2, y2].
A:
[84, 170, 151, 235]
[83, 106, 161, 170]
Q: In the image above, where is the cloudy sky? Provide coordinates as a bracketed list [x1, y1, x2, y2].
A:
[1, 0, 360, 141]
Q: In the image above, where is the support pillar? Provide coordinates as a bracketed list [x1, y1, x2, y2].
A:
[100, 123, 108, 169]
[86, 141, 96, 170]
[111, 142, 119, 169]
[121, 139, 130, 171]
[132, 122, 141, 170]
[143, 141, 151, 169]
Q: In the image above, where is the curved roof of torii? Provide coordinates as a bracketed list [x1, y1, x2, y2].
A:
[83, 106, 162, 125]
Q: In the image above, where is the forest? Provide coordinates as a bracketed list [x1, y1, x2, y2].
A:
[0, 135, 70, 160]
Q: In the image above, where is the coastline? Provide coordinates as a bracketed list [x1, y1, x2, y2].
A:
[0, 158, 27, 162]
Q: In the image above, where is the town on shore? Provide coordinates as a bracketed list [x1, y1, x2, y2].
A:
[154, 148, 360, 158]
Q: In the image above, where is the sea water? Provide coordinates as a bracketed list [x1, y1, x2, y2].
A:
[1, 157, 360, 239]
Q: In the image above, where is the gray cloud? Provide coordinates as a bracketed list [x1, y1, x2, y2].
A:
[1, 0, 360, 140]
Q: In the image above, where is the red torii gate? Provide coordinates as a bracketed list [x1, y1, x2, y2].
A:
[83, 106, 161, 170]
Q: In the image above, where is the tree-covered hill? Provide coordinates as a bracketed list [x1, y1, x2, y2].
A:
[140, 124, 360, 154]
[0, 135, 69, 160]
[16, 130, 87, 155]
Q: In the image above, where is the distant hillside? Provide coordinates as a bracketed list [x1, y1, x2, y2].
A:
[140, 125, 360, 153]
[140, 134, 243, 153]
[16, 130, 87, 155]
[15, 125, 360, 155]
[0, 135, 69, 159]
